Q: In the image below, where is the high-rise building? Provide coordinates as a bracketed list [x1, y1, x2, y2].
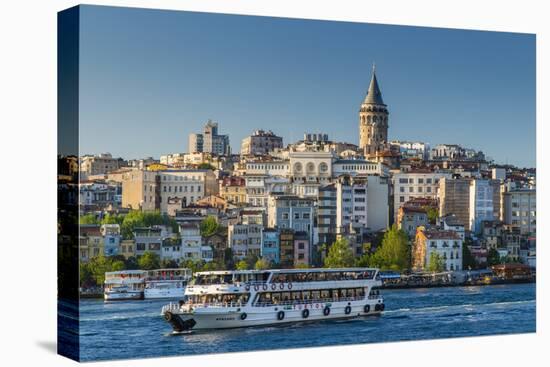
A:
[188, 120, 230, 155]
[359, 65, 389, 158]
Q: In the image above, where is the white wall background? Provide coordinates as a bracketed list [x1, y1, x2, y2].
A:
[0, 0, 547, 366]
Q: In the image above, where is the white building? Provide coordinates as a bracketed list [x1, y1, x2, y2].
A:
[178, 223, 213, 262]
[244, 175, 290, 208]
[414, 228, 463, 272]
[332, 159, 388, 177]
[101, 224, 121, 256]
[392, 170, 452, 220]
[228, 223, 263, 259]
[289, 151, 334, 185]
[335, 176, 367, 234]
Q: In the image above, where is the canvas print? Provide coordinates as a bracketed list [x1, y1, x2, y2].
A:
[57, 4, 536, 362]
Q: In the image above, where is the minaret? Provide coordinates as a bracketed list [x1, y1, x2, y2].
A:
[359, 64, 389, 158]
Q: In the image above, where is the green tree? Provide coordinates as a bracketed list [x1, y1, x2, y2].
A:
[324, 238, 354, 268]
[86, 255, 119, 286]
[200, 216, 219, 237]
[138, 251, 160, 270]
[235, 260, 248, 270]
[111, 260, 126, 271]
[101, 213, 124, 225]
[487, 248, 501, 266]
[160, 259, 179, 269]
[80, 214, 99, 225]
[295, 263, 310, 269]
[428, 252, 445, 272]
[223, 248, 235, 270]
[124, 256, 139, 270]
[254, 258, 271, 270]
[197, 163, 216, 170]
[79, 262, 95, 288]
[425, 207, 439, 225]
[120, 210, 178, 239]
[371, 225, 410, 271]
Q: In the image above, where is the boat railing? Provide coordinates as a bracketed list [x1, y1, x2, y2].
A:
[253, 295, 370, 307]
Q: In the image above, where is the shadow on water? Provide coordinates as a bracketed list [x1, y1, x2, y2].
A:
[36, 340, 57, 354]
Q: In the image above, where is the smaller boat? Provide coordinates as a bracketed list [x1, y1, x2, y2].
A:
[144, 268, 192, 299]
[104, 270, 147, 301]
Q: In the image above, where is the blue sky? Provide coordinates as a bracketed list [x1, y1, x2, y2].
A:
[78, 5, 536, 167]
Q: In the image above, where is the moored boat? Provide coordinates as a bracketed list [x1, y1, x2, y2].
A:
[104, 270, 147, 301]
[161, 267, 384, 332]
[144, 268, 192, 299]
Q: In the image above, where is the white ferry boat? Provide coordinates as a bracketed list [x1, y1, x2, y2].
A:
[161, 268, 384, 332]
[104, 270, 147, 301]
[144, 268, 192, 299]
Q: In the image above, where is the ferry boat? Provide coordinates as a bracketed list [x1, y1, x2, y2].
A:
[161, 268, 384, 332]
[104, 270, 147, 301]
[144, 268, 192, 299]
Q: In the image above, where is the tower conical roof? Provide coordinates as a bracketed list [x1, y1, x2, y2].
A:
[363, 68, 385, 105]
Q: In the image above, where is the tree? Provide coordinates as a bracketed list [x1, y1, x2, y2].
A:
[197, 163, 216, 170]
[138, 251, 160, 270]
[424, 207, 439, 225]
[324, 238, 355, 268]
[428, 252, 445, 272]
[254, 258, 271, 270]
[160, 259, 179, 269]
[236, 260, 248, 270]
[80, 214, 99, 225]
[487, 248, 501, 266]
[120, 210, 178, 239]
[370, 225, 410, 271]
[295, 263, 310, 269]
[223, 248, 235, 270]
[200, 216, 219, 237]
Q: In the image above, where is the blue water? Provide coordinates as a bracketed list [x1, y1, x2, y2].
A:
[76, 283, 535, 361]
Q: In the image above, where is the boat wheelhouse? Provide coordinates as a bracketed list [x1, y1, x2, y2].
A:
[104, 270, 147, 301]
[161, 267, 384, 332]
[144, 268, 192, 299]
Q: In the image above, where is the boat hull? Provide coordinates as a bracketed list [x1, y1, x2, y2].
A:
[144, 287, 185, 299]
[104, 291, 143, 301]
[163, 299, 384, 331]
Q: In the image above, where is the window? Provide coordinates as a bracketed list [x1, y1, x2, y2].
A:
[400, 187, 405, 193]
[294, 212, 300, 219]
[282, 213, 289, 220]
[400, 196, 405, 203]
[303, 213, 310, 219]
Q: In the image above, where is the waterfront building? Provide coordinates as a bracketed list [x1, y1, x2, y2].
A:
[267, 195, 315, 243]
[413, 227, 463, 272]
[228, 222, 263, 259]
[397, 206, 428, 238]
[438, 214, 465, 241]
[241, 129, 283, 156]
[79, 224, 103, 262]
[204, 228, 228, 263]
[134, 226, 166, 258]
[335, 175, 368, 234]
[188, 120, 230, 156]
[392, 170, 451, 221]
[180, 222, 213, 262]
[121, 170, 159, 211]
[262, 228, 280, 264]
[279, 228, 295, 268]
[80, 153, 125, 179]
[317, 184, 337, 248]
[244, 174, 290, 208]
[100, 224, 121, 256]
[119, 239, 136, 259]
[359, 67, 389, 158]
[219, 176, 247, 205]
[503, 189, 536, 235]
[293, 231, 310, 266]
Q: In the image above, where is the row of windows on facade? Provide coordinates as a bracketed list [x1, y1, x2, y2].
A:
[511, 211, 536, 217]
[399, 186, 433, 194]
[430, 251, 460, 260]
[143, 195, 200, 203]
[429, 241, 461, 248]
[163, 185, 201, 193]
[338, 165, 378, 171]
[398, 178, 439, 184]
[247, 164, 288, 170]
[281, 212, 311, 220]
[161, 175, 203, 181]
